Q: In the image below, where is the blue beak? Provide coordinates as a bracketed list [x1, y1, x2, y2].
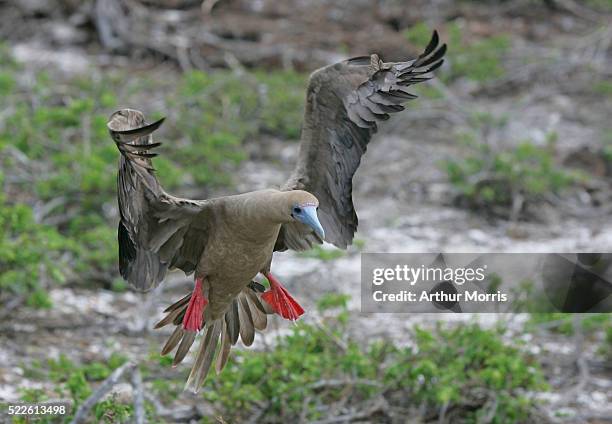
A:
[296, 206, 325, 240]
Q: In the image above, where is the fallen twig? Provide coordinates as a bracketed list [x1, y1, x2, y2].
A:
[70, 361, 136, 424]
[0, 295, 26, 320]
[143, 392, 200, 421]
[131, 367, 145, 424]
[309, 396, 388, 424]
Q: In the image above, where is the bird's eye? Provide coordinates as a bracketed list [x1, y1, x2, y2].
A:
[293, 207, 302, 214]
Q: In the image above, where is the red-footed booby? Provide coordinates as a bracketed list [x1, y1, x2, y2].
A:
[108, 31, 445, 392]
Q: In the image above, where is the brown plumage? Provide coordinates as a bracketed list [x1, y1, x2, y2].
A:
[280, 31, 446, 249]
[108, 31, 445, 392]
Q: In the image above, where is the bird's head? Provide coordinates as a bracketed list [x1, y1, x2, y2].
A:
[280, 191, 325, 240]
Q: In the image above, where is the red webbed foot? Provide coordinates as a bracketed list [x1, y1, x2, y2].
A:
[183, 277, 208, 332]
[261, 272, 305, 321]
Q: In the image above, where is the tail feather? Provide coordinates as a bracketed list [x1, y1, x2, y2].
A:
[245, 290, 267, 330]
[154, 307, 183, 329]
[225, 300, 240, 345]
[157, 283, 271, 391]
[215, 322, 232, 374]
[185, 320, 222, 392]
[161, 326, 184, 355]
[173, 331, 196, 366]
[163, 293, 190, 313]
[237, 295, 255, 346]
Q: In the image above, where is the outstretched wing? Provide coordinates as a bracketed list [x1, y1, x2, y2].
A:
[109, 109, 212, 291]
[277, 31, 446, 250]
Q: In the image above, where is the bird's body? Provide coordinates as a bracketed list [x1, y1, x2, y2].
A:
[197, 196, 275, 319]
[108, 31, 446, 392]
[192, 189, 312, 319]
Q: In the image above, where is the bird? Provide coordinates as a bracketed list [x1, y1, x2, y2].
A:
[107, 31, 446, 392]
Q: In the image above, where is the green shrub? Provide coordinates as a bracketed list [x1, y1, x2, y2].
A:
[528, 313, 612, 363]
[255, 70, 306, 139]
[17, 353, 132, 423]
[386, 323, 546, 422]
[528, 313, 611, 336]
[603, 324, 612, 359]
[0, 174, 71, 308]
[203, 302, 546, 422]
[446, 22, 510, 82]
[444, 139, 577, 209]
[298, 244, 345, 261]
[593, 80, 612, 96]
[316, 293, 351, 311]
[95, 395, 133, 423]
[603, 129, 612, 162]
[584, 0, 612, 11]
[442, 115, 581, 213]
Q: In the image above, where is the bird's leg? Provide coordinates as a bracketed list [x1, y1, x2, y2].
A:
[261, 272, 305, 321]
[183, 277, 208, 332]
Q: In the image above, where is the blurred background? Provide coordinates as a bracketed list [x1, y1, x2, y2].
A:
[0, 0, 611, 422]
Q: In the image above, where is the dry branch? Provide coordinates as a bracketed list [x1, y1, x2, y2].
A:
[131, 367, 145, 424]
[70, 361, 136, 424]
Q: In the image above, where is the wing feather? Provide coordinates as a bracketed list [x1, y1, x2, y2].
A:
[108, 109, 212, 291]
[278, 31, 446, 250]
